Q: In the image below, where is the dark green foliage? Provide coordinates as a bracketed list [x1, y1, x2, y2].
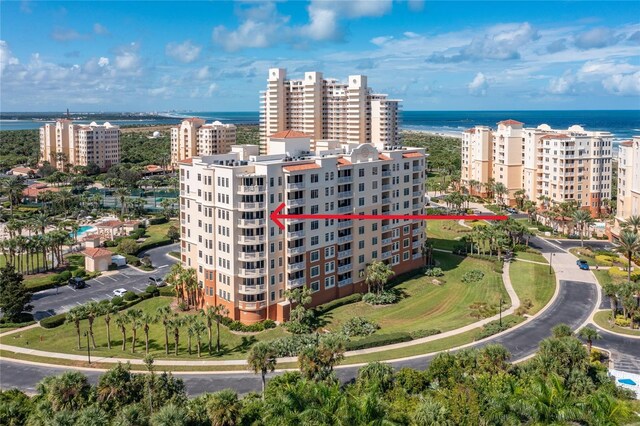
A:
[219, 316, 277, 333]
[340, 316, 379, 337]
[40, 313, 67, 328]
[409, 328, 441, 339]
[123, 291, 137, 302]
[314, 292, 362, 315]
[111, 296, 124, 306]
[148, 216, 168, 225]
[461, 269, 485, 283]
[402, 131, 461, 173]
[58, 270, 72, 281]
[0, 388, 33, 426]
[145, 285, 160, 296]
[475, 317, 520, 340]
[0, 265, 32, 322]
[119, 132, 170, 165]
[166, 225, 180, 242]
[159, 286, 175, 297]
[0, 129, 39, 169]
[345, 332, 413, 350]
[362, 291, 398, 305]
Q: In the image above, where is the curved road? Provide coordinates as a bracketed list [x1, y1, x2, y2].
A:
[1, 237, 638, 395]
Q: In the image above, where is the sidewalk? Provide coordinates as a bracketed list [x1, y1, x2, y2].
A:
[0, 262, 522, 367]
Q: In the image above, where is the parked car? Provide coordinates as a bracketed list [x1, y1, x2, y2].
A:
[68, 277, 87, 289]
[576, 259, 590, 270]
[148, 276, 166, 287]
[113, 288, 127, 297]
[506, 207, 518, 214]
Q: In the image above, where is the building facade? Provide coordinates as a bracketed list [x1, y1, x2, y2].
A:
[616, 137, 640, 227]
[259, 69, 401, 154]
[462, 121, 612, 214]
[179, 135, 426, 323]
[170, 118, 237, 166]
[39, 120, 120, 171]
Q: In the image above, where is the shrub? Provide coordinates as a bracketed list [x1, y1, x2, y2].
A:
[140, 256, 152, 268]
[159, 286, 175, 297]
[148, 216, 168, 225]
[139, 292, 153, 300]
[58, 270, 72, 282]
[315, 293, 363, 315]
[129, 228, 146, 239]
[345, 332, 412, 351]
[166, 225, 180, 242]
[608, 267, 627, 278]
[177, 301, 188, 311]
[363, 291, 398, 305]
[595, 255, 614, 266]
[104, 240, 117, 247]
[271, 334, 319, 357]
[537, 225, 553, 232]
[263, 319, 276, 329]
[452, 244, 468, 256]
[72, 268, 86, 278]
[515, 299, 534, 316]
[40, 313, 66, 329]
[341, 317, 379, 337]
[512, 244, 530, 252]
[461, 270, 484, 283]
[409, 329, 441, 339]
[117, 239, 139, 255]
[614, 315, 631, 327]
[111, 296, 124, 306]
[475, 317, 520, 340]
[0, 312, 34, 325]
[424, 267, 444, 277]
[145, 285, 160, 296]
[123, 291, 137, 301]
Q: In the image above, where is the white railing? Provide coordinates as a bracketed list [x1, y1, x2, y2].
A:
[338, 277, 353, 286]
[238, 251, 265, 261]
[382, 238, 392, 245]
[239, 301, 266, 310]
[287, 246, 305, 255]
[238, 219, 266, 227]
[287, 230, 305, 239]
[338, 176, 353, 183]
[413, 241, 421, 248]
[338, 249, 352, 259]
[238, 235, 266, 244]
[381, 251, 392, 259]
[412, 228, 422, 236]
[238, 185, 265, 194]
[337, 206, 352, 214]
[338, 191, 353, 199]
[237, 202, 265, 210]
[288, 198, 305, 207]
[338, 264, 351, 274]
[238, 284, 266, 293]
[338, 235, 353, 244]
[287, 277, 305, 287]
[286, 182, 305, 190]
[238, 268, 266, 278]
[289, 261, 306, 272]
[337, 220, 352, 229]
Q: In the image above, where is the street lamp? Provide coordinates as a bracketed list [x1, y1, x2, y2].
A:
[84, 331, 91, 364]
[549, 253, 555, 274]
[499, 298, 504, 328]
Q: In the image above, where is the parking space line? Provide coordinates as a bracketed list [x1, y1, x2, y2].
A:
[158, 265, 168, 269]
[91, 298, 100, 302]
[67, 286, 76, 292]
[133, 287, 143, 292]
[106, 276, 118, 282]
[94, 279, 105, 285]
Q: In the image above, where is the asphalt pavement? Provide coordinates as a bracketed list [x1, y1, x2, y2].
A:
[30, 244, 179, 320]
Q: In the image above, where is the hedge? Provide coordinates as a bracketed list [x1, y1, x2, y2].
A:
[314, 293, 363, 315]
[135, 237, 173, 254]
[346, 332, 412, 351]
[409, 329, 441, 339]
[148, 216, 168, 225]
[0, 320, 36, 329]
[40, 313, 66, 329]
[159, 286, 175, 297]
[26, 280, 57, 293]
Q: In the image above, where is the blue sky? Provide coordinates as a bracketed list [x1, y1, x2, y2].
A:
[1, 0, 639, 111]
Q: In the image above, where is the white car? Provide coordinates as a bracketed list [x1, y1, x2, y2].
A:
[113, 288, 127, 297]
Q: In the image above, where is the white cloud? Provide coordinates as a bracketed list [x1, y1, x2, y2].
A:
[149, 87, 170, 96]
[0, 40, 20, 74]
[548, 70, 576, 94]
[165, 40, 201, 63]
[213, 2, 290, 51]
[574, 27, 616, 49]
[98, 57, 109, 67]
[468, 72, 489, 96]
[93, 23, 109, 35]
[51, 27, 86, 42]
[403, 31, 420, 38]
[603, 71, 640, 96]
[206, 83, 218, 97]
[407, 0, 424, 12]
[371, 36, 393, 46]
[114, 43, 141, 72]
[195, 66, 210, 80]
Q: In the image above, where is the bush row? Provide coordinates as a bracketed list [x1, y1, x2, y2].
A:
[314, 293, 362, 315]
[219, 316, 276, 333]
[345, 332, 413, 351]
[475, 317, 520, 341]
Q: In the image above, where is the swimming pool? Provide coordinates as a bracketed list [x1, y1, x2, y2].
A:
[70, 225, 96, 238]
[618, 378, 637, 386]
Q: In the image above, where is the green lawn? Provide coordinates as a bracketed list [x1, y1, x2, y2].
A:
[509, 260, 555, 315]
[426, 220, 470, 250]
[593, 310, 640, 337]
[514, 251, 548, 263]
[5, 297, 288, 360]
[139, 221, 176, 251]
[319, 253, 508, 336]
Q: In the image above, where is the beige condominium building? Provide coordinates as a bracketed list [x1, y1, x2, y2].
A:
[170, 118, 237, 166]
[259, 68, 401, 154]
[462, 120, 612, 214]
[179, 134, 426, 323]
[615, 137, 640, 230]
[40, 120, 120, 171]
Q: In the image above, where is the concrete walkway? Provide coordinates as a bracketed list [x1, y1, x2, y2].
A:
[0, 262, 521, 366]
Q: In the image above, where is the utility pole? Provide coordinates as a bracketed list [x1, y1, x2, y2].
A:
[84, 331, 91, 364]
[499, 298, 504, 328]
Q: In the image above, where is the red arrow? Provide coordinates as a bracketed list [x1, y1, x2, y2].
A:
[269, 203, 508, 230]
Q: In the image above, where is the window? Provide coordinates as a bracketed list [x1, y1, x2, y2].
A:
[359, 226, 365, 235]
[311, 205, 319, 214]
[311, 189, 319, 199]
[311, 281, 320, 292]
[311, 266, 320, 277]
[359, 183, 365, 191]
[359, 254, 365, 263]
[372, 223, 377, 231]
[359, 169, 365, 177]
[310, 250, 320, 262]
[325, 261, 335, 273]
[311, 174, 318, 183]
[311, 236, 319, 246]
[403, 238, 410, 248]
[359, 240, 365, 249]
[311, 220, 319, 230]
[325, 246, 335, 258]
[359, 197, 365, 206]
[325, 276, 335, 289]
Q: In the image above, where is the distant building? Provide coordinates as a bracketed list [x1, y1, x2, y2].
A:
[170, 119, 236, 166]
[461, 121, 612, 214]
[616, 137, 640, 228]
[179, 135, 426, 323]
[39, 120, 121, 171]
[259, 68, 401, 154]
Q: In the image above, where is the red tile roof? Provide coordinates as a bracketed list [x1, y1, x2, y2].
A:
[498, 119, 524, 126]
[283, 163, 321, 172]
[83, 247, 113, 259]
[402, 152, 423, 158]
[464, 128, 476, 133]
[620, 140, 633, 147]
[378, 154, 392, 161]
[10, 167, 36, 174]
[145, 164, 163, 172]
[22, 185, 59, 198]
[540, 134, 570, 140]
[337, 158, 352, 166]
[269, 130, 309, 139]
[96, 220, 123, 228]
[179, 158, 194, 165]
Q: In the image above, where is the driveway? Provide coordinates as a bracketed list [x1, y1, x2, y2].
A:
[30, 244, 179, 320]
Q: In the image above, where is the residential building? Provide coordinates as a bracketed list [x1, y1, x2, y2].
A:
[39, 120, 121, 171]
[179, 134, 426, 323]
[170, 118, 237, 166]
[615, 137, 640, 228]
[461, 121, 612, 214]
[259, 68, 401, 154]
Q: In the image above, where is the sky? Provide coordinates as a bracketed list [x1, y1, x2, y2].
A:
[1, 0, 639, 112]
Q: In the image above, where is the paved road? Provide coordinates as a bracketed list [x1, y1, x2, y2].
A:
[30, 244, 179, 320]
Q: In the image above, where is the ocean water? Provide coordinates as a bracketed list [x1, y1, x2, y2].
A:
[3, 110, 639, 144]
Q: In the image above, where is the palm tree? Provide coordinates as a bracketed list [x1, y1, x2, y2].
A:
[151, 403, 187, 426]
[115, 314, 129, 351]
[201, 306, 217, 355]
[168, 316, 184, 356]
[114, 187, 129, 218]
[141, 312, 156, 354]
[494, 182, 508, 208]
[127, 309, 144, 354]
[601, 282, 619, 321]
[212, 304, 230, 353]
[66, 306, 86, 350]
[0, 177, 27, 214]
[617, 230, 639, 282]
[623, 215, 640, 234]
[572, 209, 594, 247]
[578, 326, 601, 354]
[101, 304, 117, 350]
[156, 305, 172, 355]
[189, 318, 207, 357]
[184, 315, 195, 355]
[84, 301, 101, 349]
[363, 261, 394, 295]
[247, 341, 277, 398]
[206, 389, 241, 426]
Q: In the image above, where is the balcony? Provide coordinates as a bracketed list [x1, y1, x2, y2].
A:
[238, 235, 266, 244]
[337, 206, 352, 214]
[382, 238, 392, 245]
[338, 277, 353, 286]
[338, 249, 352, 259]
[239, 266, 265, 276]
[381, 251, 392, 260]
[238, 185, 265, 194]
[289, 261, 306, 272]
[238, 218, 266, 227]
[338, 176, 353, 184]
[338, 191, 353, 199]
[338, 264, 351, 274]
[382, 171, 392, 177]
[412, 228, 422, 237]
[238, 301, 266, 311]
[382, 197, 390, 204]
[238, 284, 266, 294]
[413, 241, 421, 249]
[286, 182, 305, 190]
[237, 202, 265, 211]
[382, 224, 391, 231]
[413, 165, 422, 172]
[287, 198, 305, 207]
[288, 277, 305, 288]
[413, 253, 423, 260]
[413, 179, 422, 185]
[337, 220, 352, 229]
[287, 246, 305, 256]
[338, 234, 353, 244]
[287, 230, 305, 239]
[238, 251, 265, 261]
[413, 191, 423, 198]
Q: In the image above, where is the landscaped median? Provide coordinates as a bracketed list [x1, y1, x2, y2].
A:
[592, 311, 640, 337]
